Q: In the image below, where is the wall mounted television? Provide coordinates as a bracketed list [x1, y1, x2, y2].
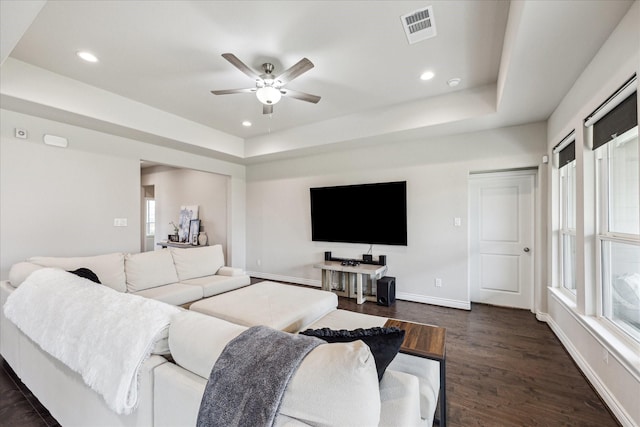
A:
[310, 181, 407, 246]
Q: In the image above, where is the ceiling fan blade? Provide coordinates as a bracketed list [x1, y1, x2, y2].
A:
[263, 104, 274, 115]
[281, 89, 321, 104]
[211, 88, 256, 95]
[275, 58, 314, 84]
[221, 53, 261, 80]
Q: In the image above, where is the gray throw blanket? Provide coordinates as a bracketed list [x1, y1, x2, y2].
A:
[197, 325, 322, 427]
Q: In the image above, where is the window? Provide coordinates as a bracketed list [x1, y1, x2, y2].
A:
[557, 137, 577, 293]
[145, 198, 155, 236]
[591, 86, 639, 342]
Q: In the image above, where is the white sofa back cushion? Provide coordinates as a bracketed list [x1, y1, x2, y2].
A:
[170, 245, 225, 281]
[169, 310, 380, 426]
[125, 250, 180, 293]
[8, 262, 44, 287]
[29, 253, 126, 292]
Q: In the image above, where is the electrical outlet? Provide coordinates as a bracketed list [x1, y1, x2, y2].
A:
[454, 217, 461, 227]
[602, 349, 609, 365]
[435, 278, 442, 287]
[257, 259, 261, 267]
[113, 218, 128, 227]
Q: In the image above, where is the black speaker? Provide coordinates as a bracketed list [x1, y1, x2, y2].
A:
[378, 255, 387, 266]
[324, 251, 332, 261]
[377, 276, 396, 306]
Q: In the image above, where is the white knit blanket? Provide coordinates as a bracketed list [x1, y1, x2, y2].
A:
[3, 268, 180, 414]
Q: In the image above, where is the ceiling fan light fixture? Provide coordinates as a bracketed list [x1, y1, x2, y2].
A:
[256, 86, 282, 105]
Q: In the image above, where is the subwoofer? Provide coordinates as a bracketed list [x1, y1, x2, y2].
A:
[376, 276, 396, 306]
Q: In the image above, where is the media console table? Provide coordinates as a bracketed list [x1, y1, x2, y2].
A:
[313, 260, 387, 304]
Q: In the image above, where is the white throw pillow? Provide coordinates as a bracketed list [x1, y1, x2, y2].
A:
[8, 262, 44, 287]
[125, 250, 180, 292]
[29, 253, 126, 292]
[170, 245, 225, 281]
[278, 340, 381, 426]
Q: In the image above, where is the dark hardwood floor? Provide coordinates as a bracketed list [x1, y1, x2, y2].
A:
[339, 298, 619, 427]
[0, 286, 619, 427]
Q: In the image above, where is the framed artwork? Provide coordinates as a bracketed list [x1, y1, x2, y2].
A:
[189, 219, 201, 245]
[178, 205, 199, 242]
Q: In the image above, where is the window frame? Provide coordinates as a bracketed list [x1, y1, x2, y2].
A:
[145, 198, 156, 237]
[559, 157, 577, 295]
[594, 124, 639, 343]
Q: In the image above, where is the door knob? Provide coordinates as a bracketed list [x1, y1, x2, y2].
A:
[523, 247, 530, 253]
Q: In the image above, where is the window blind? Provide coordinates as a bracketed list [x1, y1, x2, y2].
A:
[558, 142, 575, 168]
[552, 130, 576, 168]
[592, 91, 637, 150]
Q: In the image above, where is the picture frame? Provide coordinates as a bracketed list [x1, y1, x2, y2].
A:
[179, 205, 199, 242]
[189, 219, 201, 245]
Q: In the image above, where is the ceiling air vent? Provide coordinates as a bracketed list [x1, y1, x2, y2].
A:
[401, 5, 437, 44]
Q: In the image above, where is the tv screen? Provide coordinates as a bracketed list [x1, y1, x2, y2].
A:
[310, 181, 407, 246]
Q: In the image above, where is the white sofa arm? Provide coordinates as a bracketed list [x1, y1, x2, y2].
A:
[217, 266, 244, 277]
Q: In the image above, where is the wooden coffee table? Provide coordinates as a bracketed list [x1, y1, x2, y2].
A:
[385, 319, 447, 427]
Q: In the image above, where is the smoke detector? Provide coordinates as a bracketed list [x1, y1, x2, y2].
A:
[401, 5, 437, 44]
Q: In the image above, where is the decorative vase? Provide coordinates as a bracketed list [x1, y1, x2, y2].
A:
[198, 232, 208, 246]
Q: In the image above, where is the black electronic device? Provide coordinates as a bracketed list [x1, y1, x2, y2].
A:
[310, 181, 407, 246]
[377, 276, 396, 306]
[341, 260, 360, 267]
[324, 251, 332, 261]
[363, 254, 373, 262]
[379, 255, 387, 266]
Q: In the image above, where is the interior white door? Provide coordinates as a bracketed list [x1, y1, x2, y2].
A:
[469, 171, 535, 309]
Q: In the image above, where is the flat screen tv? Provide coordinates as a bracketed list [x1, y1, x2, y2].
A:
[310, 181, 407, 246]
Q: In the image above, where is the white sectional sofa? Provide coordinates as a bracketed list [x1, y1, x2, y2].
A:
[0, 249, 440, 426]
[8, 244, 250, 306]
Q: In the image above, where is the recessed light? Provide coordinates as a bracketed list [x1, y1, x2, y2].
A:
[447, 78, 461, 87]
[76, 51, 98, 63]
[420, 71, 435, 81]
[242, 121, 252, 127]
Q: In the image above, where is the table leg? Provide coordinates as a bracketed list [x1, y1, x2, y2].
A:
[439, 358, 446, 427]
[356, 273, 364, 304]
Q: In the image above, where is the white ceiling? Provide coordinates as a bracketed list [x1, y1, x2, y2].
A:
[0, 0, 634, 163]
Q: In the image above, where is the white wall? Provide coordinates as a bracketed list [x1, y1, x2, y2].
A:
[141, 166, 229, 253]
[0, 109, 247, 279]
[246, 122, 546, 308]
[545, 3, 640, 426]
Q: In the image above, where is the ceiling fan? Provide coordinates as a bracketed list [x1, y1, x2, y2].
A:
[211, 53, 321, 114]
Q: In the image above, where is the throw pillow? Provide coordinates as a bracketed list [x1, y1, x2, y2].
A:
[68, 268, 101, 284]
[300, 327, 405, 381]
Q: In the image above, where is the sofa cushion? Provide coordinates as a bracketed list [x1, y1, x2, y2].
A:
[133, 283, 203, 306]
[169, 311, 248, 379]
[300, 327, 405, 381]
[29, 253, 126, 292]
[170, 245, 225, 281]
[168, 310, 380, 427]
[179, 274, 250, 298]
[8, 262, 44, 287]
[378, 370, 421, 427]
[125, 250, 179, 292]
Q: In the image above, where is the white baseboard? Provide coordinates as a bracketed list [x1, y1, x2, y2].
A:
[544, 312, 635, 427]
[246, 272, 471, 310]
[246, 271, 321, 288]
[396, 292, 471, 310]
